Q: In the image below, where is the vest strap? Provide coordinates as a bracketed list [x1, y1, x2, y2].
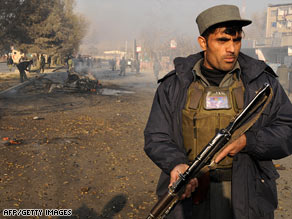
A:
[189, 83, 203, 110]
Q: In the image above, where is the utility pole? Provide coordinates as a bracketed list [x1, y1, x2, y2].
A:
[134, 39, 138, 61]
[134, 39, 140, 74]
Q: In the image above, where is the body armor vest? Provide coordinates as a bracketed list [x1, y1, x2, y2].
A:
[182, 78, 245, 168]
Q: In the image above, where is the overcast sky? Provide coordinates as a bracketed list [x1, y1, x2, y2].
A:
[75, 0, 292, 50]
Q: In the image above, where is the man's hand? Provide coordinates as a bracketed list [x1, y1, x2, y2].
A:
[215, 134, 247, 163]
[169, 164, 198, 200]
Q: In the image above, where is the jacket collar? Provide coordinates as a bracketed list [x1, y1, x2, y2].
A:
[173, 52, 204, 87]
[237, 52, 277, 83]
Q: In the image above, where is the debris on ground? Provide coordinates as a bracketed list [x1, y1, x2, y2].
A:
[100, 88, 135, 96]
[275, 164, 286, 170]
[18, 71, 102, 94]
[33, 116, 45, 120]
[50, 72, 102, 93]
[1, 137, 24, 146]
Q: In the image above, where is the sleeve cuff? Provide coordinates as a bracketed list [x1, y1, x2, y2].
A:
[168, 158, 188, 175]
[244, 130, 257, 153]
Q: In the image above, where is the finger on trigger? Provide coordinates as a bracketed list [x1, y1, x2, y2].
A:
[215, 148, 229, 163]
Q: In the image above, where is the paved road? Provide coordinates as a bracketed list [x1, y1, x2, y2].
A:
[0, 62, 16, 73]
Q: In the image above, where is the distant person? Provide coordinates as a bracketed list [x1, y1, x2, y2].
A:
[32, 55, 38, 67]
[135, 59, 140, 74]
[96, 58, 102, 68]
[109, 59, 116, 71]
[40, 54, 46, 73]
[87, 58, 91, 67]
[153, 58, 161, 81]
[16, 60, 33, 83]
[66, 56, 74, 73]
[119, 57, 126, 76]
[47, 56, 51, 68]
[6, 55, 14, 72]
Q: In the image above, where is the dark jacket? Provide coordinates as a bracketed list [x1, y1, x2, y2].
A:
[144, 52, 292, 219]
[16, 61, 32, 71]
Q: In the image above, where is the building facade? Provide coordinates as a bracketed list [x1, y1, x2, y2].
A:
[266, 3, 292, 47]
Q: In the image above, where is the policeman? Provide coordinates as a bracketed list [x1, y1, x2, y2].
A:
[40, 54, 46, 73]
[119, 57, 127, 76]
[16, 60, 33, 83]
[67, 56, 74, 73]
[153, 57, 161, 81]
[144, 5, 292, 219]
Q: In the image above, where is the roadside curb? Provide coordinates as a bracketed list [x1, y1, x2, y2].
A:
[0, 74, 47, 97]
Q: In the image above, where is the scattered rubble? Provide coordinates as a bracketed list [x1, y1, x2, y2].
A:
[1, 71, 103, 95]
[1, 137, 24, 146]
[100, 88, 135, 96]
[33, 116, 44, 120]
[275, 164, 286, 170]
[45, 72, 102, 94]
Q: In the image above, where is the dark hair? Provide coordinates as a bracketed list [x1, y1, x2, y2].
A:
[201, 21, 243, 40]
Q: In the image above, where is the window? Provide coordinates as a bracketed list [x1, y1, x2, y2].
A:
[278, 8, 284, 16]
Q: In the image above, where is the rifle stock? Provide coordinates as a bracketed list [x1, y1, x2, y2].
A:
[146, 83, 271, 219]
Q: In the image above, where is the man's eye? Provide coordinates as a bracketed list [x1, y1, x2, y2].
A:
[234, 38, 242, 42]
[218, 38, 229, 42]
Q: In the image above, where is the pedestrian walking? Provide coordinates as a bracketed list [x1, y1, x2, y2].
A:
[7, 55, 14, 72]
[109, 59, 116, 71]
[47, 56, 51, 68]
[40, 54, 46, 73]
[119, 57, 126, 76]
[66, 56, 74, 73]
[153, 58, 161, 81]
[135, 59, 140, 74]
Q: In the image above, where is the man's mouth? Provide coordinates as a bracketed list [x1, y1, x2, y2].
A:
[224, 56, 236, 63]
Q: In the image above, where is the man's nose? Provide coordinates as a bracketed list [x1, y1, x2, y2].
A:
[226, 41, 235, 53]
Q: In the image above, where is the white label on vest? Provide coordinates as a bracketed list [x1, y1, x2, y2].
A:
[204, 90, 230, 109]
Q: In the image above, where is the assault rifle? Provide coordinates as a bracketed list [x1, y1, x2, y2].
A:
[146, 83, 272, 219]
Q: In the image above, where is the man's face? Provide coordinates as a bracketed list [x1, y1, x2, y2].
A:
[198, 27, 242, 72]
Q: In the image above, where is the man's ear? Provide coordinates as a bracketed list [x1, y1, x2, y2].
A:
[197, 36, 207, 51]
